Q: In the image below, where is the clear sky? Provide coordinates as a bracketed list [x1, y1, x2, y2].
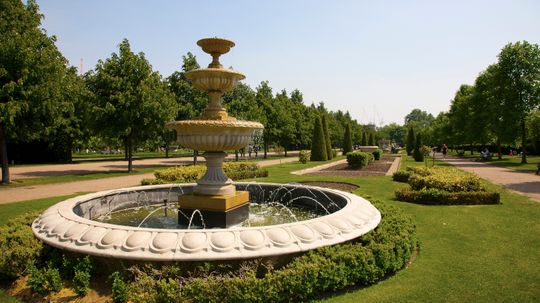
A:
[38, 0, 540, 125]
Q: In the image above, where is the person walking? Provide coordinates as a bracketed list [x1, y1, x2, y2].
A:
[442, 144, 448, 159]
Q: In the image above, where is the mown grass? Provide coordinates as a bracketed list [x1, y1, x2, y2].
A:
[2, 154, 539, 302]
[0, 195, 81, 225]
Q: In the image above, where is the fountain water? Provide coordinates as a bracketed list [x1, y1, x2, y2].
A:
[31, 38, 381, 262]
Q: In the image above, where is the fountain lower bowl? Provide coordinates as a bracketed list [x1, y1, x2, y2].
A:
[32, 183, 381, 261]
[166, 120, 263, 151]
[186, 68, 245, 92]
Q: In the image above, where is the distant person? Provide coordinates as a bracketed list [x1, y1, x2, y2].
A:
[480, 148, 490, 160]
[442, 144, 448, 159]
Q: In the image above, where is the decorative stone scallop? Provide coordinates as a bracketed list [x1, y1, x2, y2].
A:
[124, 231, 152, 251]
[210, 232, 236, 252]
[150, 233, 178, 253]
[32, 183, 381, 261]
[240, 230, 266, 250]
[99, 229, 128, 248]
[266, 228, 292, 247]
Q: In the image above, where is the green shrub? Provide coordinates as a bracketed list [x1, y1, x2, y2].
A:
[346, 152, 373, 169]
[143, 162, 268, 185]
[408, 172, 482, 192]
[0, 211, 43, 280]
[130, 201, 417, 303]
[71, 256, 92, 296]
[27, 264, 63, 294]
[299, 150, 310, 164]
[110, 271, 130, 303]
[331, 149, 337, 158]
[392, 170, 411, 182]
[342, 123, 353, 155]
[310, 116, 328, 161]
[372, 149, 382, 160]
[395, 188, 500, 205]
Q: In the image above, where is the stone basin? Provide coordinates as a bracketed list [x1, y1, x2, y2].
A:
[186, 69, 245, 92]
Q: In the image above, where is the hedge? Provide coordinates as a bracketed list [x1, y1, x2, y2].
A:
[408, 173, 482, 192]
[346, 152, 373, 169]
[392, 170, 411, 183]
[395, 188, 500, 205]
[372, 149, 382, 160]
[0, 211, 43, 280]
[141, 162, 268, 185]
[128, 200, 418, 303]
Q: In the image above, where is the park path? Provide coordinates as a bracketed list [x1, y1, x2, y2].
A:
[440, 155, 540, 202]
[0, 155, 299, 204]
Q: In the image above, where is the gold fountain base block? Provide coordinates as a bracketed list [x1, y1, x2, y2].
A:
[178, 191, 250, 228]
[179, 191, 249, 211]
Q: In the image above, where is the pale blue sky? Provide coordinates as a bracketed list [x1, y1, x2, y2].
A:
[38, 0, 540, 125]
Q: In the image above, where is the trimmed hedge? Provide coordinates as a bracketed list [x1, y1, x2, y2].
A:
[395, 188, 500, 205]
[0, 211, 43, 280]
[372, 149, 382, 160]
[128, 200, 417, 303]
[141, 162, 268, 185]
[346, 152, 373, 169]
[392, 170, 411, 183]
[394, 166, 500, 205]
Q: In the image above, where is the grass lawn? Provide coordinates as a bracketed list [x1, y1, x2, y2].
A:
[450, 151, 539, 174]
[2, 155, 539, 302]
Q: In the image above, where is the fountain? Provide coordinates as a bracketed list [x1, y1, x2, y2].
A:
[31, 38, 381, 262]
[166, 38, 263, 228]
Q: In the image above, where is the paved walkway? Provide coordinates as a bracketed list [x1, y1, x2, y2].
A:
[440, 155, 540, 202]
[0, 156, 299, 204]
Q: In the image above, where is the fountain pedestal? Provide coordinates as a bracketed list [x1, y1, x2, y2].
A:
[166, 38, 263, 228]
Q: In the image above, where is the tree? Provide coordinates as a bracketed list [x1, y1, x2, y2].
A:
[405, 108, 435, 131]
[413, 133, 424, 162]
[310, 116, 327, 161]
[361, 131, 367, 146]
[342, 123, 353, 154]
[86, 39, 177, 172]
[496, 41, 540, 163]
[368, 132, 375, 146]
[527, 111, 540, 153]
[322, 115, 332, 159]
[406, 127, 415, 156]
[0, 0, 85, 184]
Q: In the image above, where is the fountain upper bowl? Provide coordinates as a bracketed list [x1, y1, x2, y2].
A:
[166, 119, 263, 151]
[186, 69, 245, 93]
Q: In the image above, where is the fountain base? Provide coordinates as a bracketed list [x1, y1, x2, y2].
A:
[178, 191, 250, 228]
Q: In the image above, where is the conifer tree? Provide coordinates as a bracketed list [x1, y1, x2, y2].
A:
[322, 115, 332, 159]
[368, 132, 375, 146]
[413, 132, 424, 162]
[343, 123, 353, 154]
[310, 116, 327, 161]
[361, 131, 367, 146]
[406, 127, 415, 156]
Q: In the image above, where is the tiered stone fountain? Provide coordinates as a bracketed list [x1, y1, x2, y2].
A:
[31, 38, 382, 261]
[166, 38, 263, 228]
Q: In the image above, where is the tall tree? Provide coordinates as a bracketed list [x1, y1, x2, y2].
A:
[361, 131, 367, 146]
[405, 108, 435, 131]
[368, 132, 375, 146]
[86, 39, 177, 172]
[497, 41, 540, 163]
[310, 116, 327, 161]
[322, 115, 332, 159]
[406, 127, 415, 156]
[413, 133, 424, 162]
[342, 123, 353, 154]
[0, 0, 84, 184]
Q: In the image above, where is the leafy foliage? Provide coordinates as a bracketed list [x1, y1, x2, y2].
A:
[372, 149, 382, 160]
[310, 116, 328, 161]
[0, 211, 43, 280]
[299, 150, 310, 164]
[346, 152, 373, 169]
[127, 201, 417, 303]
[406, 127, 415, 156]
[322, 115, 333, 159]
[27, 264, 63, 294]
[395, 188, 500, 205]
[342, 123, 353, 154]
[141, 162, 268, 185]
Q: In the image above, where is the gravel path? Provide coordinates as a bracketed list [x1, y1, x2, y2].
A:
[0, 156, 299, 204]
[440, 155, 540, 202]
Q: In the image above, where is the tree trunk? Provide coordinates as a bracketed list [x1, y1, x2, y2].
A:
[127, 135, 133, 173]
[165, 140, 169, 158]
[521, 118, 527, 164]
[235, 150, 239, 161]
[264, 142, 268, 159]
[496, 138, 502, 160]
[124, 137, 128, 161]
[193, 150, 198, 165]
[0, 123, 10, 184]
[470, 143, 474, 155]
[284, 146, 288, 157]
